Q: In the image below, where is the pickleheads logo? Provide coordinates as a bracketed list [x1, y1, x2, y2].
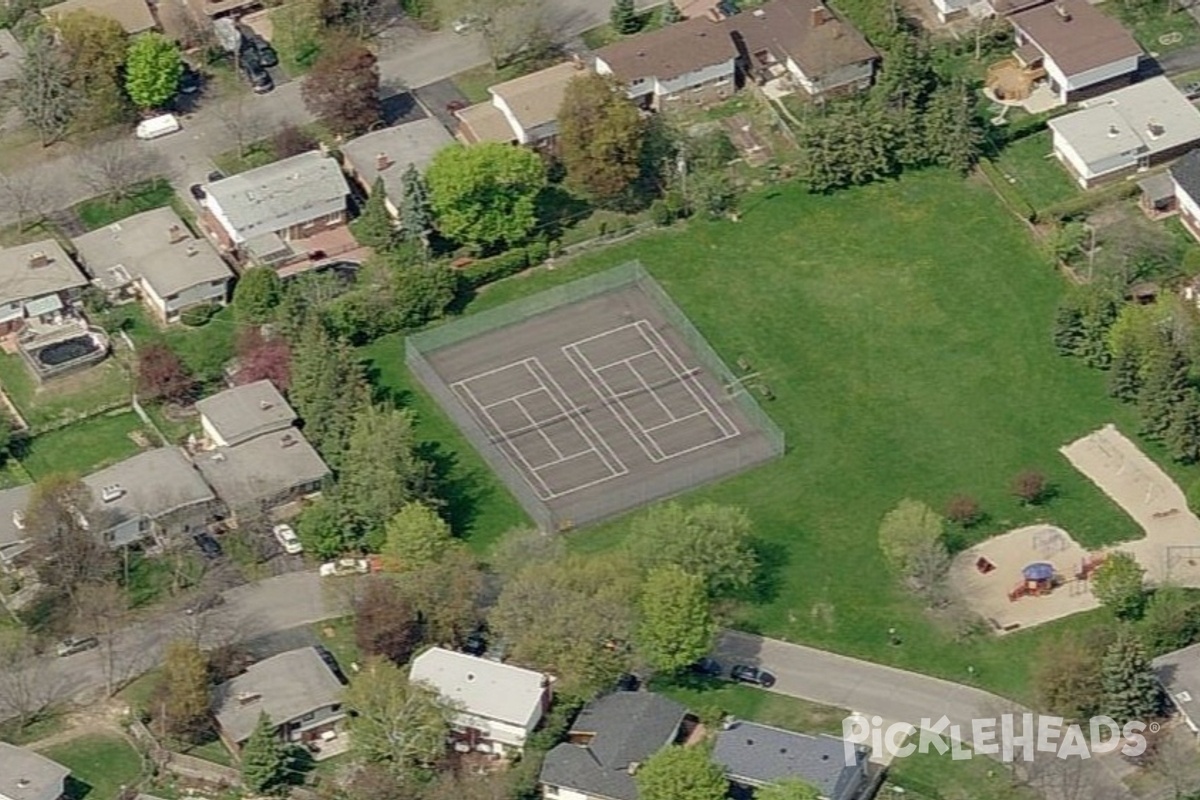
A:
[841, 713, 1152, 766]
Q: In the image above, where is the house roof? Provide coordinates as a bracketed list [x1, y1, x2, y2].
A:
[194, 427, 330, 511]
[713, 721, 869, 796]
[0, 30, 27, 84]
[0, 240, 88, 307]
[456, 102, 518, 144]
[0, 742, 70, 800]
[595, 15, 737, 83]
[204, 151, 350, 242]
[83, 448, 216, 543]
[1008, 0, 1141, 77]
[341, 118, 454, 201]
[724, 0, 878, 80]
[1140, 169, 1175, 203]
[1154, 642, 1200, 723]
[489, 61, 589, 134]
[0, 484, 33, 567]
[71, 207, 232, 301]
[194, 380, 296, 447]
[213, 647, 344, 743]
[409, 647, 549, 731]
[540, 691, 688, 800]
[1170, 149, 1200, 203]
[43, 0, 156, 34]
[1049, 77, 1200, 166]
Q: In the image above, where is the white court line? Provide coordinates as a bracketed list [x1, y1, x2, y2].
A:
[635, 320, 740, 440]
[452, 379, 555, 499]
[588, 348, 660, 372]
[616, 356, 681, 423]
[643, 409, 708, 433]
[528, 358, 628, 479]
[480, 386, 547, 411]
[563, 342, 667, 462]
[511, 395, 565, 462]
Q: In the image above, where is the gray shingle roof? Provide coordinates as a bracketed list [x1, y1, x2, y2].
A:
[540, 692, 687, 800]
[195, 380, 297, 447]
[1154, 642, 1200, 723]
[83, 448, 216, 532]
[0, 30, 26, 84]
[409, 647, 549, 732]
[0, 239, 87, 307]
[194, 427, 330, 511]
[71, 207, 232, 300]
[0, 484, 33, 567]
[204, 151, 350, 242]
[341, 118, 453, 200]
[1170, 149, 1200, 204]
[0, 742, 70, 800]
[713, 721, 867, 797]
[213, 647, 344, 743]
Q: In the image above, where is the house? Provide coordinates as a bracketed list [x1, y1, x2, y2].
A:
[71, 207, 234, 324]
[42, 0, 157, 34]
[1153, 642, 1200, 734]
[594, 16, 738, 111]
[0, 240, 89, 336]
[194, 427, 329, 519]
[213, 646, 346, 753]
[724, 0, 878, 99]
[195, 380, 296, 448]
[409, 647, 552, 756]
[0, 743, 69, 800]
[713, 721, 871, 800]
[456, 61, 590, 148]
[1047, 77, 1200, 188]
[1171, 150, 1200, 241]
[539, 691, 689, 800]
[0, 484, 34, 573]
[84, 447, 220, 548]
[341, 118, 454, 216]
[199, 151, 353, 273]
[1000, 0, 1142, 105]
[0, 31, 27, 85]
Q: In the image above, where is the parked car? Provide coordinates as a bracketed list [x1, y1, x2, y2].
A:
[273, 524, 303, 555]
[56, 636, 99, 657]
[315, 645, 349, 684]
[242, 31, 279, 68]
[193, 531, 222, 560]
[446, 99, 467, 113]
[189, 184, 205, 201]
[730, 664, 776, 688]
[185, 593, 224, 615]
[319, 558, 370, 577]
[207, 170, 225, 182]
[616, 672, 640, 692]
[134, 113, 181, 140]
[179, 64, 202, 94]
[690, 657, 723, 677]
[461, 630, 487, 657]
[239, 49, 273, 94]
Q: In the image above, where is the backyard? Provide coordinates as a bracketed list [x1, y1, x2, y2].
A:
[984, 130, 1079, 213]
[19, 411, 151, 478]
[367, 169, 1162, 700]
[1101, 0, 1200, 55]
[38, 733, 144, 800]
[0, 349, 133, 431]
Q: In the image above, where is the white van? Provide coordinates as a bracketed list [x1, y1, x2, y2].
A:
[135, 113, 181, 140]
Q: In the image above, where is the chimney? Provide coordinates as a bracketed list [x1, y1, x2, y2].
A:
[811, 4, 828, 26]
[27, 251, 48, 268]
[259, 399, 274, 410]
[236, 691, 262, 706]
[1107, 124, 1120, 138]
[281, 433, 296, 448]
[376, 152, 393, 171]
[1147, 119, 1165, 138]
[168, 223, 187, 244]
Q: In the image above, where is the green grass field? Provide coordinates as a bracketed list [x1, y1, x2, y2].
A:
[20, 412, 148, 479]
[39, 734, 143, 800]
[886, 738, 1040, 800]
[368, 170, 1179, 699]
[988, 131, 1079, 212]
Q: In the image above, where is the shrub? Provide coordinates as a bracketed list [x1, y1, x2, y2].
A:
[526, 239, 550, 265]
[461, 247, 531, 288]
[179, 303, 219, 327]
[651, 199, 676, 227]
[1012, 470, 1049, 505]
[945, 495, 982, 527]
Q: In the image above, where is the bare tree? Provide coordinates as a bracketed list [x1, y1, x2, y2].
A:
[17, 29, 76, 146]
[216, 92, 273, 159]
[906, 536, 951, 608]
[74, 581, 129, 697]
[0, 171, 51, 231]
[439, 0, 552, 68]
[76, 139, 163, 201]
[27, 475, 116, 609]
[1149, 726, 1200, 799]
[0, 628, 59, 728]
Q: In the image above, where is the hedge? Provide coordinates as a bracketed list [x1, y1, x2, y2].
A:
[1038, 180, 1138, 222]
[460, 240, 550, 288]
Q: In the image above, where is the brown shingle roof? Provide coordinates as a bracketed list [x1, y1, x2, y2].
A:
[724, 0, 877, 80]
[595, 16, 737, 83]
[490, 61, 588, 134]
[1009, 0, 1141, 77]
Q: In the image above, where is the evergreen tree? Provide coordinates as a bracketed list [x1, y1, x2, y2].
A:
[1167, 387, 1200, 463]
[1101, 625, 1163, 724]
[1109, 347, 1143, 402]
[1053, 294, 1085, 357]
[662, 0, 683, 23]
[241, 712, 289, 793]
[610, 0, 639, 34]
[875, 33, 937, 112]
[233, 266, 282, 324]
[1076, 284, 1120, 368]
[1138, 341, 1189, 441]
[399, 164, 433, 250]
[922, 81, 980, 174]
[287, 320, 369, 467]
[352, 177, 399, 250]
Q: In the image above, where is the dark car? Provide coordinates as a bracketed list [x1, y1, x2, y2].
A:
[179, 64, 202, 95]
[245, 63, 274, 94]
[241, 30, 279, 68]
[616, 672, 640, 692]
[207, 170, 225, 183]
[189, 184, 205, 201]
[315, 645, 349, 684]
[690, 657, 723, 677]
[193, 532, 222, 560]
[730, 664, 776, 688]
[461, 630, 487, 657]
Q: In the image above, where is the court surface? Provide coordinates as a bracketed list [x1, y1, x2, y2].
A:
[421, 282, 779, 528]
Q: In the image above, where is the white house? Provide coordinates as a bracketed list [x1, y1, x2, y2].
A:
[409, 647, 552, 756]
[1048, 77, 1200, 188]
[455, 60, 589, 148]
[195, 380, 297, 448]
[1170, 149, 1200, 244]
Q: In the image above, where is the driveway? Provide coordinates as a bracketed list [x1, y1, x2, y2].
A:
[413, 79, 472, 131]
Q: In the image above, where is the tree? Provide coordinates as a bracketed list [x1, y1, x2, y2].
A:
[346, 657, 454, 779]
[1053, 283, 1120, 368]
[628, 502, 758, 599]
[1141, 585, 1200, 656]
[1011, 469, 1049, 505]
[636, 744, 729, 800]
[381, 502, 454, 571]
[490, 527, 565, 582]
[352, 177, 400, 250]
[1101, 624, 1163, 724]
[137, 343, 196, 403]
[217, 92, 272, 159]
[559, 73, 645, 205]
[322, 259, 458, 344]
[398, 164, 433, 250]
[397, 545, 486, 646]
[77, 139, 162, 202]
[0, 171, 50, 232]
[18, 29, 75, 146]
[1166, 387, 1200, 464]
[234, 328, 291, 391]
[1139, 341, 1190, 442]
[426, 142, 546, 253]
[637, 565, 715, 675]
[1093, 551, 1148, 620]
[755, 779, 822, 800]
[124, 32, 183, 110]
[354, 577, 423, 664]
[610, 0, 639, 33]
[662, 0, 683, 22]
[945, 494, 982, 527]
[157, 639, 211, 741]
[273, 124, 319, 158]
[491, 552, 639, 697]
[233, 266, 282, 324]
[74, 581, 128, 697]
[1147, 727, 1200, 800]
[301, 34, 381, 135]
[877, 498, 944, 575]
[241, 712, 289, 794]
[288, 320, 370, 466]
[1033, 624, 1113, 719]
[0, 628, 57, 729]
[921, 81, 981, 174]
[56, 10, 131, 129]
[27, 475, 114, 607]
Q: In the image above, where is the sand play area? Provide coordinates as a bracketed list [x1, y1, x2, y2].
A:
[952, 424, 1200, 633]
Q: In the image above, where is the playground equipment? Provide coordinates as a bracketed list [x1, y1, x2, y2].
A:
[1075, 553, 1108, 582]
[1008, 562, 1056, 602]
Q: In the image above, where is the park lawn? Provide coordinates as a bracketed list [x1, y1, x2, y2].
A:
[39, 733, 143, 800]
[369, 169, 1172, 699]
[20, 412, 149, 478]
[988, 131, 1079, 212]
[654, 678, 849, 736]
[0, 352, 133, 431]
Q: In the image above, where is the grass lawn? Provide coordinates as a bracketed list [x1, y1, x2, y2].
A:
[74, 180, 176, 232]
[312, 615, 360, 671]
[0, 710, 69, 746]
[20, 412, 149, 478]
[39, 733, 143, 800]
[580, 7, 664, 50]
[987, 131, 1079, 212]
[885, 736, 1038, 799]
[212, 140, 279, 178]
[122, 549, 203, 608]
[0, 352, 133, 432]
[1101, 2, 1200, 55]
[368, 169, 1167, 700]
[99, 304, 238, 388]
[654, 677, 849, 735]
